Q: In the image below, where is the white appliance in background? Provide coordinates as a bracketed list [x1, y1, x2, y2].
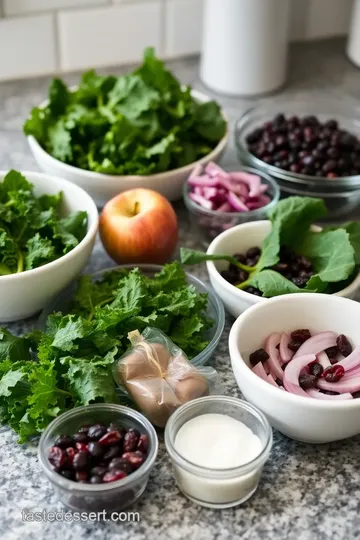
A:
[347, 0, 360, 68]
[200, 0, 290, 96]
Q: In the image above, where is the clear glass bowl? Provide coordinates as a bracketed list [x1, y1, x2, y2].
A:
[164, 396, 272, 509]
[38, 264, 225, 367]
[235, 99, 360, 219]
[38, 404, 158, 513]
[183, 167, 280, 247]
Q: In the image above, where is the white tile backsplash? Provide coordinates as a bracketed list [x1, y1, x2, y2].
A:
[165, 0, 204, 57]
[57, 2, 162, 71]
[0, 0, 353, 80]
[3, 0, 108, 16]
[0, 14, 56, 80]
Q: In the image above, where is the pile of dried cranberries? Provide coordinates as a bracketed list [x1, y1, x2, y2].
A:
[48, 422, 149, 484]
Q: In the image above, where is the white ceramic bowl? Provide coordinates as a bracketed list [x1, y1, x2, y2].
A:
[206, 220, 360, 318]
[229, 293, 360, 443]
[0, 171, 98, 322]
[27, 90, 229, 207]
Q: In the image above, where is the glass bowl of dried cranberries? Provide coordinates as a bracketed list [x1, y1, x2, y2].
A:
[235, 99, 360, 218]
[38, 403, 158, 513]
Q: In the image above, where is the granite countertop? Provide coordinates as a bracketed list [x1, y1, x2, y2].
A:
[2, 39, 360, 540]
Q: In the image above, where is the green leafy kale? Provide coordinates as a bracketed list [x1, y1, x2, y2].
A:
[0, 170, 88, 274]
[23, 48, 227, 175]
[0, 262, 213, 442]
[181, 196, 360, 298]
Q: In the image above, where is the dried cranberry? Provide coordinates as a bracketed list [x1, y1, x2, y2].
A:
[109, 457, 133, 474]
[73, 432, 89, 444]
[75, 471, 88, 482]
[99, 430, 121, 447]
[123, 429, 140, 452]
[87, 424, 107, 441]
[137, 434, 149, 453]
[87, 441, 104, 458]
[103, 470, 127, 483]
[75, 442, 88, 453]
[352, 391, 360, 399]
[90, 475, 103, 484]
[325, 346, 338, 359]
[48, 446, 67, 469]
[309, 362, 323, 378]
[288, 340, 302, 352]
[103, 445, 122, 461]
[78, 424, 92, 434]
[73, 451, 90, 471]
[65, 447, 76, 465]
[246, 247, 261, 259]
[121, 451, 146, 469]
[323, 365, 345, 383]
[234, 253, 247, 264]
[336, 334, 352, 357]
[90, 466, 107, 478]
[299, 373, 317, 389]
[290, 329, 311, 342]
[249, 348, 269, 367]
[60, 469, 73, 480]
[54, 435, 74, 449]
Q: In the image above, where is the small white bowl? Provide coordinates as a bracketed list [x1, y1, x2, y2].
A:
[0, 171, 98, 322]
[206, 220, 360, 318]
[27, 90, 229, 207]
[229, 293, 360, 443]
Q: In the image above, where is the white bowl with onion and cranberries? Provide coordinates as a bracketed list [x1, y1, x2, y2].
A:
[206, 220, 360, 318]
[229, 293, 360, 443]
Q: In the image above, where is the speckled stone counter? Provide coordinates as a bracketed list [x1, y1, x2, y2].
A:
[2, 39, 360, 540]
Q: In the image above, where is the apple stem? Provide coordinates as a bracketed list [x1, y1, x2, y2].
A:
[133, 201, 139, 216]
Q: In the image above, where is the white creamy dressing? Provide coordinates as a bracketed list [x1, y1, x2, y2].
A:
[174, 413, 262, 469]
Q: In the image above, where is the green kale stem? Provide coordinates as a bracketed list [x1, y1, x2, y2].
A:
[87, 296, 115, 321]
[55, 388, 73, 398]
[16, 250, 23, 273]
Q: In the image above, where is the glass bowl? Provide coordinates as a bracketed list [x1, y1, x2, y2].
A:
[183, 166, 280, 247]
[164, 395, 272, 509]
[38, 404, 158, 513]
[235, 99, 360, 219]
[38, 264, 225, 367]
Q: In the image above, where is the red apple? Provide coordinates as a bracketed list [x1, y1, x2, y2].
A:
[99, 188, 178, 264]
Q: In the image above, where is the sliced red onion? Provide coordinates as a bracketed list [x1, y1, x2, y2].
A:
[252, 361, 268, 382]
[283, 353, 316, 396]
[293, 332, 337, 358]
[189, 192, 213, 210]
[227, 192, 249, 212]
[267, 373, 278, 387]
[188, 175, 219, 188]
[306, 389, 353, 400]
[279, 332, 293, 364]
[187, 162, 268, 213]
[217, 202, 232, 212]
[317, 376, 360, 394]
[316, 351, 331, 370]
[336, 346, 360, 371]
[229, 171, 262, 197]
[205, 162, 229, 179]
[265, 332, 284, 380]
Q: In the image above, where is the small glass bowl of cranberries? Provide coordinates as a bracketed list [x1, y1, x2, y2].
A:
[235, 100, 360, 218]
[183, 167, 279, 247]
[38, 404, 158, 513]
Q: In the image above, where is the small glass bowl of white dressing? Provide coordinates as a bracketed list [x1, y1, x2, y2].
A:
[164, 395, 272, 509]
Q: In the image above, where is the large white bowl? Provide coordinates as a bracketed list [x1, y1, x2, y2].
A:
[27, 90, 229, 207]
[206, 220, 360, 318]
[229, 293, 360, 443]
[0, 171, 98, 322]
